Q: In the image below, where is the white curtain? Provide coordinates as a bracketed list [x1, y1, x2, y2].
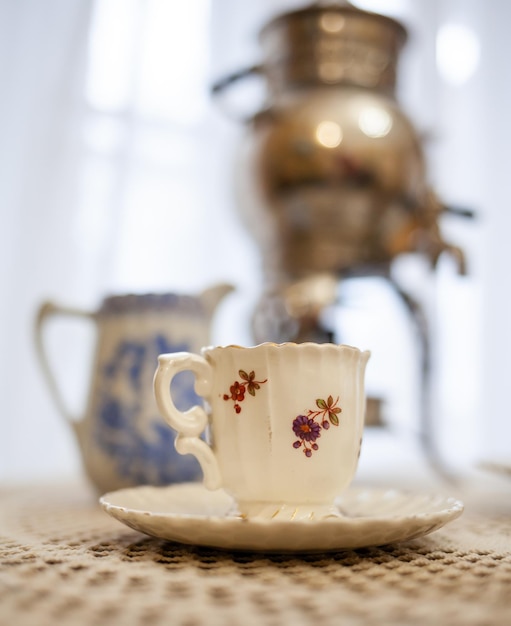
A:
[0, 0, 261, 481]
[0, 0, 95, 479]
[1, 0, 510, 481]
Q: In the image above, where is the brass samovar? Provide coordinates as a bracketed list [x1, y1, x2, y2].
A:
[213, 1, 469, 474]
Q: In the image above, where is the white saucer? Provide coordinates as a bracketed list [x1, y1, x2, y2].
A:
[100, 483, 464, 552]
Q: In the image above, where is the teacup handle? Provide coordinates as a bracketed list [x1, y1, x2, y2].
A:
[153, 353, 222, 490]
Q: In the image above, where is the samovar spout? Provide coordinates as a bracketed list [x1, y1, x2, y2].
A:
[419, 189, 470, 276]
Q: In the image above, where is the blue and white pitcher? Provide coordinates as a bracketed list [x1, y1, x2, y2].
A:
[35, 284, 233, 493]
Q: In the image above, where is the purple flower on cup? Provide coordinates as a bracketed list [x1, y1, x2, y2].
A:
[292, 396, 342, 457]
[292, 415, 321, 442]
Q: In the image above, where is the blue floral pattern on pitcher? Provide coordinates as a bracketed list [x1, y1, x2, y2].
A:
[94, 333, 201, 485]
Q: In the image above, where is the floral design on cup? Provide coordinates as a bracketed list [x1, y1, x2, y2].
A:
[223, 370, 267, 414]
[292, 395, 342, 457]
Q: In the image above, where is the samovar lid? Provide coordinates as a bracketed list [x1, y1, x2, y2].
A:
[259, 1, 407, 92]
[261, 2, 407, 42]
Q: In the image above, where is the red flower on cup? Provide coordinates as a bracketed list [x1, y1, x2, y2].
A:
[223, 369, 267, 414]
[229, 381, 246, 402]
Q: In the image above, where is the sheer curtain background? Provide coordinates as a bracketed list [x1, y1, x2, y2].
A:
[1, 0, 509, 483]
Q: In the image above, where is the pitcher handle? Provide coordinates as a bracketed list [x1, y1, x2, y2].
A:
[153, 353, 222, 490]
[34, 301, 94, 426]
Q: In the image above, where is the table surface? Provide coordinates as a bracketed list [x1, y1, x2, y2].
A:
[0, 479, 510, 626]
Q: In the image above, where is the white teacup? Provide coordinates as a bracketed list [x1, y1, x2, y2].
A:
[153, 342, 370, 520]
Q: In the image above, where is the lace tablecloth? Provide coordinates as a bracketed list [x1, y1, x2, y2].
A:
[0, 481, 510, 626]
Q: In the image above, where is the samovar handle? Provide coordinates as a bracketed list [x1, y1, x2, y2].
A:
[211, 64, 261, 96]
[211, 65, 264, 122]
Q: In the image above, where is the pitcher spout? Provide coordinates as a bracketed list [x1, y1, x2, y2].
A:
[198, 283, 235, 317]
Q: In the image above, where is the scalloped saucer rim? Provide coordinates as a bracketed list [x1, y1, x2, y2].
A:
[478, 459, 511, 478]
[99, 483, 464, 552]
